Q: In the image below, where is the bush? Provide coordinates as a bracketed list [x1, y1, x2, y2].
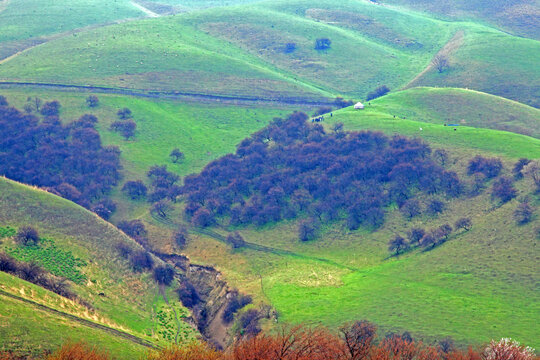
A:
[455, 217, 472, 231]
[514, 201, 534, 225]
[173, 227, 190, 249]
[115, 242, 132, 259]
[177, 281, 200, 308]
[47, 342, 110, 360]
[130, 250, 154, 272]
[467, 156, 503, 179]
[117, 107, 132, 119]
[15, 226, 39, 246]
[223, 291, 252, 323]
[366, 85, 390, 101]
[315, 38, 331, 51]
[122, 180, 147, 200]
[0, 252, 17, 272]
[284, 42, 297, 53]
[427, 199, 445, 216]
[492, 177, 517, 203]
[407, 227, 425, 245]
[333, 97, 354, 108]
[118, 220, 147, 241]
[238, 309, 261, 336]
[227, 232, 246, 249]
[40, 100, 61, 116]
[313, 106, 332, 116]
[153, 265, 175, 286]
[85, 95, 99, 108]
[401, 199, 421, 219]
[298, 219, 319, 242]
[388, 235, 408, 255]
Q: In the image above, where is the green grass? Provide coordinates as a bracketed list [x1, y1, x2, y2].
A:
[0, 0, 143, 44]
[412, 28, 540, 108]
[0, 176, 192, 354]
[5, 237, 88, 284]
[186, 172, 539, 348]
[326, 95, 540, 160]
[379, 0, 540, 40]
[369, 87, 540, 139]
[0, 272, 151, 359]
[1, 0, 538, 106]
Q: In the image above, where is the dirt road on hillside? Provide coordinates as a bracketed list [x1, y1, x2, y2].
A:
[0, 81, 332, 107]
[403, 30, 465, 89]
[0, 289, 158, 349]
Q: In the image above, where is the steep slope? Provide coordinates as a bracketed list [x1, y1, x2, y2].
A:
[379, 0, 540, 40]
[0, 177, 198, 357]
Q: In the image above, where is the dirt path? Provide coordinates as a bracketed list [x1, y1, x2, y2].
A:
[0, 81, 333, 107]
[0, 289, 157, 349]
[402, 30, 465, 90]
[131, 1, 160, 18]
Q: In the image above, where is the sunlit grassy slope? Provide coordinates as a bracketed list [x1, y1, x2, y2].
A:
[0, 272, 149, 358]
[0, 177, 198, 357]
[0, 0, 143, 44]
[1, 0, 538, 106]
[370, 87, 540, 139]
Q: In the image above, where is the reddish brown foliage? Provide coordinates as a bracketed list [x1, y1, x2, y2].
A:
[47, 342, 109, 360]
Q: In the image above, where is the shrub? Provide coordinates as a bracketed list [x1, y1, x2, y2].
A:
[0, 95, 8, 107]
[122, 180, 147, 200]
[146, 343, 221, 360]
[492, 177, 517, 203]
[130, 250, 154, 272]
[177, 281, 200, 308]
[315, 38, 331, 51]
[15, 226, 40, 246]
[401, 199, 422, 219]
[40, 100, 61, 116]
[482, 338, 536, 360]
[407, 227, 425, 245]
[427, 199, 445, 216]
[388, 235, 408, 255]
[284, 42, 297, 53]
[191, 208, 214, 228]
[455, 217, 472, 231]
[0, 252, 17, 272]
[467, 156, 503, 179]
[333, 97, 354, 108]
[115, 242, 132, 259]
[173, 227, 190, 249]
[85, 95, 99, 108]
[118, 220, 147, 241]
[117, 107, 132, 119]
[227, 232, 246, 249]
[366, 85, 390, 101]
[313, 106, 332, 116]
[514, 201, 534, 225]
[47, 342, 110, 360]
[223, 291, 252, 323]
[153, 265, 175, 286]
[169, 148, 185, 163]
[298, 218, 319, 242]
[238, 309, 261, 336]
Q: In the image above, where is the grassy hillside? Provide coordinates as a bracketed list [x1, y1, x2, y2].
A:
[0, 18, 332, 101]
[0, 0, 143, 43]
[0, 272, 150, 358]
[0, 177, 198, 357]
[409, 27, 540, 108]
[1, 0, 538, 106]
[356, 87, 540, 139]
[379, 0, 540, 40]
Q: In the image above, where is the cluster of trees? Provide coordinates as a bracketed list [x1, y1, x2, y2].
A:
[389, 217, 471, 255]
[181, 112, 462, 239]
[366, 85, 390, 101]
[0, 99, 122, 215]
[110, 107, 136, 140]
[39, 328, 539, 360]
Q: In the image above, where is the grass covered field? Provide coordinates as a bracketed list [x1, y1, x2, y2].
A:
[371, 87, 540, 139]
[0, 0, 143, 44]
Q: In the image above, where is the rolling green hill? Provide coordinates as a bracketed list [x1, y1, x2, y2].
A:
[379, 0, 540, 40]
[1, 0, 538, 106]
[0, 177, 197, 358]
[369, 87, 540, 139]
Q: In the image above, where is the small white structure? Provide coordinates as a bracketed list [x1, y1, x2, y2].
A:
[354, 102, 365, 110]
